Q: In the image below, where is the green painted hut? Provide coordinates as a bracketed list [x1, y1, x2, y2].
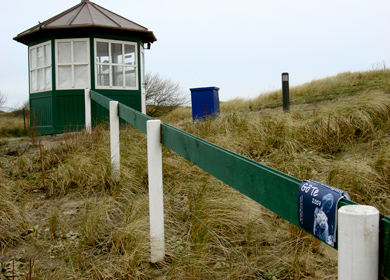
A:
[14, 0, 156, 135]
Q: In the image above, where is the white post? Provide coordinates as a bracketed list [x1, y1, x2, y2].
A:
[109, 101, 120, 182]
[338, 205, 380, 280]
[147, 120, 165, 263]
[84, 88, 91, 133]
[141, 92, 146, 115]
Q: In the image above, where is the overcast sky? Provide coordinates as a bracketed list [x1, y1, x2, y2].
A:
[1, 0, 389, 108]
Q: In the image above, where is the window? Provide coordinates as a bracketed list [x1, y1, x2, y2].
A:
[29, 41, 52, 93]
[95, 39, 137, 89]
[56, 39, 90, 89]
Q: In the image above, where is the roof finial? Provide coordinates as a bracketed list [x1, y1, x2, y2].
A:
[82, 0, 90, 2]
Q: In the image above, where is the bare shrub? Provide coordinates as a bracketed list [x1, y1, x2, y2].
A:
[145, 72, 189, 117]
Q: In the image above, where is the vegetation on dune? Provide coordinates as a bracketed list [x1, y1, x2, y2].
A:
[0, 110, 29, 138]
[0, 69, 390, 279]
[249, 69, 390, 110]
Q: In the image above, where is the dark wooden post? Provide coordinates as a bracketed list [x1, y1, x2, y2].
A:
[23, 108, 26, 130]
[282, 72, 290, 112]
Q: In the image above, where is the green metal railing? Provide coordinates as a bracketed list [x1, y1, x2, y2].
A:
[90, 90, 390, 279]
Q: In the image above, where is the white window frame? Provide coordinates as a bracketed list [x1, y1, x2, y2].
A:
[29, 41, 52, 93]
[94, 39, 138, 90]
[55, 38, 90, 90]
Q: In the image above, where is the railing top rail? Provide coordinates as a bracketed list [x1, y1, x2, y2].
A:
[90, 90, 154, 134]
[90, 90, 112, 110]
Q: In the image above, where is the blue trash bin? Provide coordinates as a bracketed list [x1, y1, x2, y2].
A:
[190, 87, 220, 120]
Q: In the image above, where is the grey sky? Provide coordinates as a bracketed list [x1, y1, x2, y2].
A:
[1, 0, 389, 108]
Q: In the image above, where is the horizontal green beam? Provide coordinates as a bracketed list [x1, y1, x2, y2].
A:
[118, 103, 154, 134]
[90, 90, 154, 134]
[91, 90, 112, 110]
[161, 123, 303, 227]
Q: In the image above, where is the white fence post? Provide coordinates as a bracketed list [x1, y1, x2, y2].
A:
[338, 205, 380, 280]
[147, 120, 165, 263]
[84, 88, 91, 133]
[110, 101, 120, 182]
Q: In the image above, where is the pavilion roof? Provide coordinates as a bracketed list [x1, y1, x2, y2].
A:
[14, 0, 156, 45]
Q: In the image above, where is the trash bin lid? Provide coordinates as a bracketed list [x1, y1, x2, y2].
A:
[190, 87, 219, 92]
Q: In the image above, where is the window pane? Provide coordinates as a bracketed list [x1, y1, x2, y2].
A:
[38, 68, 44, 90]
[74, 65, 88, 87]
[112, 66, 122, 87]
[125, 66, 136, 87]
[31, 70, 37, 91]
[30, 48, 36, 69]
[58, 42, 71, 63]
[96, 64, 109, 86]
[96, 42, 109, 63]
[58, 66, 72, 87]
[95, 40, 137, 89]
[124, 45, 135, 65]
[74, 41, 88, 63]
[29, 42, 52, 92]
[45, 67, 52, 88]
[111, 43, 122, 64]
[37, 46, 44, 67]
[45, 44, 51, 66]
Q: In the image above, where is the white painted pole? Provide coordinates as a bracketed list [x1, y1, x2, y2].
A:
[141, 92, 146, 115]
[147, 120, 165, 263]
[109, 101, 120, 182]
[338, 205, 380, 280]
[84, 88, 91, 133]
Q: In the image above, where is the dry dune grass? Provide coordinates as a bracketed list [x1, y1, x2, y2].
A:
[0, 111, 28, 137]
[0, 69, 390, 279]
[0, 181, 30, 249]
[234, 69, 390, 111]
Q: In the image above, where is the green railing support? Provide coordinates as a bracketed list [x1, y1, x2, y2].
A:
[161, 123, 303, 226]
[118, 102, 154, 134]
[91, 90, 112, 110]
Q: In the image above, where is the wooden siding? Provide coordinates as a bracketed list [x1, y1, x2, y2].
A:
[30, 92, 54, 134]
[57, 92, 85, 129]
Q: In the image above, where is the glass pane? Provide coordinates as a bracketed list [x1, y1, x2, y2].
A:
[96, 41, 109, 63]
[96, 64, 109, 86]
[37, 46, 44, 67]
[125, 66, 136, 87]
[74, 41, 88, 63]
[112, 66, 122, 87]
[74, 65, 88, 87]
[31, 70, 37, 91]
[44, 44, 51, 66]
[45, 67, 52, 88]
[124, 45, 136, 65]
[58, 66, 72, 87]
[111, 43, 122, 64]
[38, 68, 44, 90]
[58, 42, 72, 64]
[30, 48, 36, 69]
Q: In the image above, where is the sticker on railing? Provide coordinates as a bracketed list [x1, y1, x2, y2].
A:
[297, 180, 350, 247]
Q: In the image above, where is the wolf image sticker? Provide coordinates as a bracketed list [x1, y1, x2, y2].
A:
[298, 180, 350, 247]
